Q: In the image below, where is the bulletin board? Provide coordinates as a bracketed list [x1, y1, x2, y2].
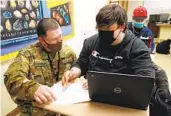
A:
[45, 0, 75, 40]
[0, 0, 42, 62]
[0, 0, 75, 63]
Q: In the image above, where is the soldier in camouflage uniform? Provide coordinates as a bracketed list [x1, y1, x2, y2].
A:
[4, 18, 76, 116]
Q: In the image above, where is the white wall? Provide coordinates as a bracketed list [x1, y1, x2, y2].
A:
[65, 0, 107, 56]
[127, 0, 171, 22]
[1, 61, 17, 116]
[144, 0, 171, 15]
[1, 0, 107, 115]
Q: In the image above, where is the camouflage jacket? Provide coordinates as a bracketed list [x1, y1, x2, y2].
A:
[4, 42, 76, 116]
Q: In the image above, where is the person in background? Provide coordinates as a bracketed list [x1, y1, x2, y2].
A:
[128, 6, 171, 116]
[4, 18, 76, 116]
[127, 6, 155, 54]
[62, 4, 170, 116]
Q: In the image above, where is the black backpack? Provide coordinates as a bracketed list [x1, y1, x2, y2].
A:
[150, 65, 171, 116]
[150, 89, 171, 116]
[156, 39, 171, 54]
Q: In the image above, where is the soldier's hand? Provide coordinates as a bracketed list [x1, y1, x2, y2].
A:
[62, 67, 81, 86]
[34, 85, 56, 104]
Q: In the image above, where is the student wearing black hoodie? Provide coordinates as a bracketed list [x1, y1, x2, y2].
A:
[63, 4, 155, 86]
[62, 4, 170, 116]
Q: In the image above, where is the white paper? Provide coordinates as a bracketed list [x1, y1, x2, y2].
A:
[50, 81, 90, 105]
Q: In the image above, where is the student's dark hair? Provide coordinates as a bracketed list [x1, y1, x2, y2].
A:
[36, 18, 60, 37]
[96, 4, 127, 29]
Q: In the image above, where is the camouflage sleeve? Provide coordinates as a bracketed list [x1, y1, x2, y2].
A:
[4, 53, 40, 102]
[64, 45, 77, 65]
[58, 45, 77, 81]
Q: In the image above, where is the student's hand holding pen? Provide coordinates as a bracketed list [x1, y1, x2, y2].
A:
[62, 67, 81, 86]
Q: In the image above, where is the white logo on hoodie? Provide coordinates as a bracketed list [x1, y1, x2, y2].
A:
[92, 50, 123, 64]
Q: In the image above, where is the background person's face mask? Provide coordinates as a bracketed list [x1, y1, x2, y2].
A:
[134, 22, 144, 29]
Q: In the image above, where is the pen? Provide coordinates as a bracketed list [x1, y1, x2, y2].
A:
[62, 83, 69, 92]
[62, 75, 77, 91]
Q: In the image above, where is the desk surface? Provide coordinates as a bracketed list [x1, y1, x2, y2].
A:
[35, 102, 148, 116]
[156, 23, 171, 27]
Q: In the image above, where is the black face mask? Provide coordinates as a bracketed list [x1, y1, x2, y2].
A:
[98, 31, 116, 47]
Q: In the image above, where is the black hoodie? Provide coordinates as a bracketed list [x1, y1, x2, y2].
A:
[73, 29, 155, 78]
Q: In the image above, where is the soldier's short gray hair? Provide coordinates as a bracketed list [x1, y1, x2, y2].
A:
[36, 18, 60, 37]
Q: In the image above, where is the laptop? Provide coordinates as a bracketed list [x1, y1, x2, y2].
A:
[86, 71, 154, 110]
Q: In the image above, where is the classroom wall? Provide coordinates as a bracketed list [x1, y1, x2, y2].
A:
[127, 0, 171, 21]
[66, 0, 107, 56]
[1, 0, 107, 115]
[1, 61, 16, 116]
[144, 0, 171, 15]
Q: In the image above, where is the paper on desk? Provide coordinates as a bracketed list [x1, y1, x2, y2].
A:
[50, 81, 90, 105]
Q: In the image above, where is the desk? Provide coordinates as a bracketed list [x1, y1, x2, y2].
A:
[35, 102, 148, 116]
[156, 23, 171, 42]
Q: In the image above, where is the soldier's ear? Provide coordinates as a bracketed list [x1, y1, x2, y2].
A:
[38, 36, 43, 42]
[38, 36, 48, 48]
